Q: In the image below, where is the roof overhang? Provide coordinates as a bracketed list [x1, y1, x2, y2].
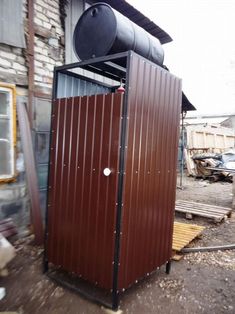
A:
[182, 92, 196, 112]
[88, 0, 172, 44]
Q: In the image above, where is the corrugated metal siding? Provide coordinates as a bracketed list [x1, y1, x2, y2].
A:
[33, 98, 51, 220]
[118, 54, 182, 289]
[65, 0, 84, 64]
[47, 93, 123, 289]
[57, 73, 112, 98]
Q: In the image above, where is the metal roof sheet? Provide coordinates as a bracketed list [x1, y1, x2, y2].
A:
[182, 92, 196, 112]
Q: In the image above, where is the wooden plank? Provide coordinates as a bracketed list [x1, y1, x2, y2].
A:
[172, 254, 183, 261]
[173, 222, 205, 230]
[176, 203, 231, 214]
[176, 206, 227, 216]
[175, 206, 223, 217]
[176, 200, 231, 212]
[177, 204, 231, 215]
[17, 102, 43, 245]
[0, 218, 14, 226]
[175, 200, 232, 222]
[176, 208, 222, 219]
[172, 221, 205, 252]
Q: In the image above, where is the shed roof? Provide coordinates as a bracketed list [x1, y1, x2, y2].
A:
[182, 92, 196, 112]
[88, 0, 172, 44]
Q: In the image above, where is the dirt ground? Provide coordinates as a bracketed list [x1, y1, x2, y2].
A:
[1, 175, 235, 314]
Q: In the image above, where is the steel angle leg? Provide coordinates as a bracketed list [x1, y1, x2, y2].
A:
[112, 289, 119, 311]
[43, 261, 48, 273]
[166, 260, 171, 274]
[43, 258, 49, 273]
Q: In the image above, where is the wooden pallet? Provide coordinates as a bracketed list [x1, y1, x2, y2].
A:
[172, 221, 205, 252]
[175, 200, 233, 223]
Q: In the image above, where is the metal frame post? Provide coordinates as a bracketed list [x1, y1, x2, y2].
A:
[44, 52, 130, 310]
[111, 51, 131, 311]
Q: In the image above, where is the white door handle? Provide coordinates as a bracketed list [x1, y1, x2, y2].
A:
[103, 168, 111, 176]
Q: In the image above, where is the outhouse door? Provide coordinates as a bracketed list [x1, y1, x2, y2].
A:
[46, 93, 123, 289]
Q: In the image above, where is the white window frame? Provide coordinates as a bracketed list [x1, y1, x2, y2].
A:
[0, 83, 16, 182]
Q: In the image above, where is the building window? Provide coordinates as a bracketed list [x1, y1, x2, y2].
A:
[0, 83, 16, 182]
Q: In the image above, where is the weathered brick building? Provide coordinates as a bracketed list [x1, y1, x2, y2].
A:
[0, 0, 67, 233]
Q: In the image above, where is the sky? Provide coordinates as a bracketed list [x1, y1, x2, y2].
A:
[128, 0, 235, 116]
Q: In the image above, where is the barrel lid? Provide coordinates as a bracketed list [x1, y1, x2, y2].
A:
[73, 3, 117, 61]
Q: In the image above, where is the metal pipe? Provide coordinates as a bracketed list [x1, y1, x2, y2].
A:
[182, 244, 235, 253]
[179, 111, 187, 188]
[28, 0, 35, 128]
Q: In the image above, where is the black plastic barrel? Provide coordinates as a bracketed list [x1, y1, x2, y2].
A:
[73, 3, 164, 66]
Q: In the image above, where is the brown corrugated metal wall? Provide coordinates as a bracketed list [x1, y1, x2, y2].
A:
[46, 52, 182, 293]
[118, 54, 182, 289]
[47, 93, 123, 289]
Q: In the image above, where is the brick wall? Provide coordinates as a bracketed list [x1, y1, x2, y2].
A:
[0, 47, 27, 76]
[34, 0, 64, 92]
[0, 0, 65, 235]
[0, 0, 65, 92]
[0, 0, 28, 86]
